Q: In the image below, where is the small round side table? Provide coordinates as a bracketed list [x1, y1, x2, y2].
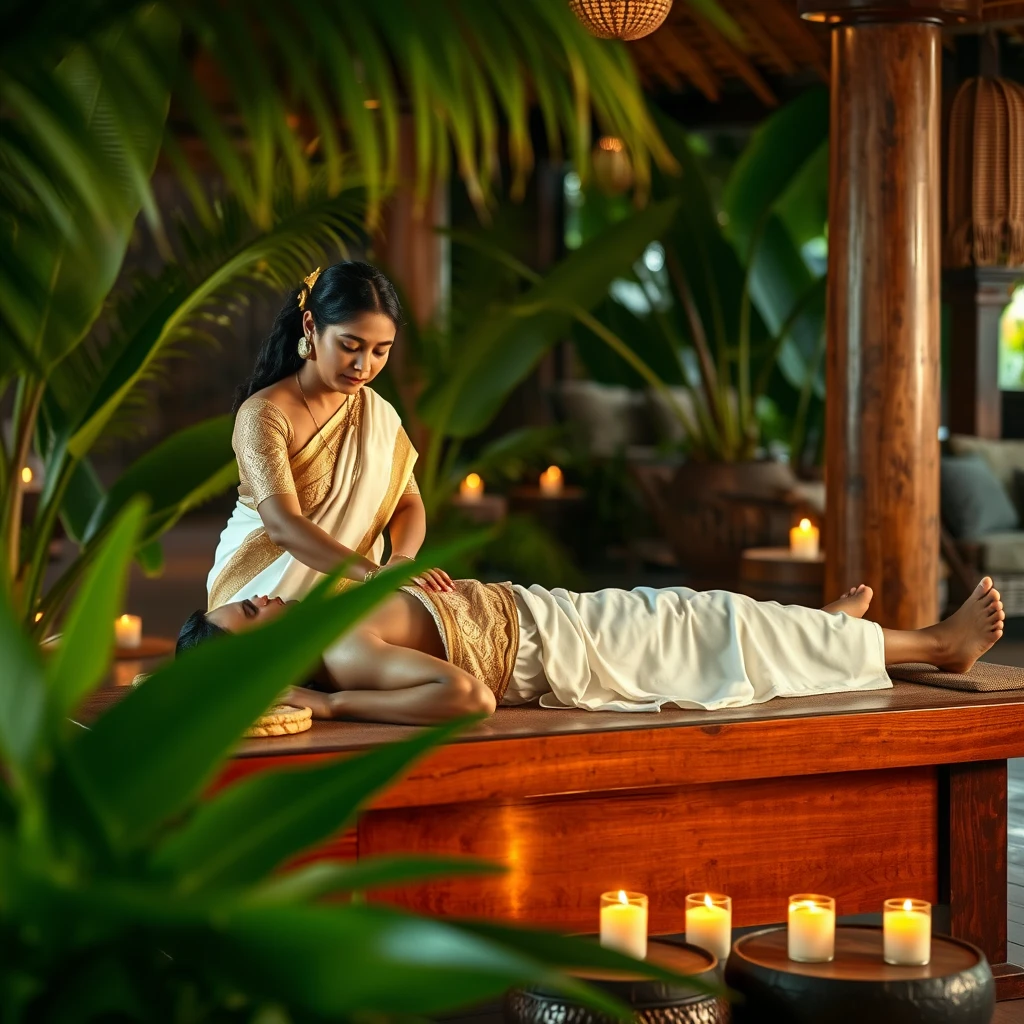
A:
[725, 925, 995, 1024]
[504, 939, 724, 1023]
[739, 547, 825, 608]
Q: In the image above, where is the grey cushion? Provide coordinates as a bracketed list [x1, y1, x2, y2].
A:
[976, 530, 1024, 572]
[941, 454, 1020, 538]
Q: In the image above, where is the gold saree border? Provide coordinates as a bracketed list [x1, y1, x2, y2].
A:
[208, 528, 283, 610]
[408, 581, 520, 703]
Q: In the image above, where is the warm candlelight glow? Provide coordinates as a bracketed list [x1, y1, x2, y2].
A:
[883, 898, 931, 965]
[21, 466, 33, 483]
[685, 892, 732, 961]
[459, 472, 484, 502]
[34, 612, 42, 623]
[788, 894, 835, 963]
[600, 890, 648, 960]
[539, 464, 564, 496]
[115, 613, 142, 649]
[790, 517, 820, 559]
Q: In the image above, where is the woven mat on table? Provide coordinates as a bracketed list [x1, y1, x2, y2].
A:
[890, 662, 1024, 692]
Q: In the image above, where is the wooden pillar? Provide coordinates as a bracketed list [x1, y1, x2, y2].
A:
[798, 0, 979, 630]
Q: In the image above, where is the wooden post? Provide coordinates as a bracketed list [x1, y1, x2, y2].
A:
[798, 0, 978, 629]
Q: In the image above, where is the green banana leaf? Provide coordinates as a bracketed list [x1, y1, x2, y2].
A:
[0, 588, 46, 781]
[248, 856, 506, 904]
[83, 415, 238, 546]
[417, 199, 680, 439]
[45, 500, 147, 722]
[6, 7, 175, 366]
[721, 86, 829, 258]
[209, 902, 632, 1018]
[153, 718, 474, 893]
[63, 551, 447, 850]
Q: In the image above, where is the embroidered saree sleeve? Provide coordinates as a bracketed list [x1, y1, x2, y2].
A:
[233, 398, 297, 508]
[207, 388, 417, 609]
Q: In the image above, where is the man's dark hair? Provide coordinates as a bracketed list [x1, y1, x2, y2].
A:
[176, 609, 227, 655]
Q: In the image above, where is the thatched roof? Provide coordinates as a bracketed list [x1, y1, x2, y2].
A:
[630, 0, 1023, 107]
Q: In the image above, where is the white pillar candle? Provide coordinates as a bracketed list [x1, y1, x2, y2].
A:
[883, 898, 931, 965]
[600, 890, 648, 960]
[115, 614, 142, 649]
[685, 893, 732, 961]
[539, 465, 564, 497]
[787, 894, 835, 963]
[459, 472, 484, 502]
[790, 518, 820, 559]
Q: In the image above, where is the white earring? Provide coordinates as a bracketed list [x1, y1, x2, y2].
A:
[297, 335, 312, 359]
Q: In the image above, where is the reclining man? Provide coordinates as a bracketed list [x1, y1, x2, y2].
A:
[177, 577, 1005, 726]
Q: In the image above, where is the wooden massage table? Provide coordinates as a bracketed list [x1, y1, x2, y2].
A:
[207, 681, 1024, 1002]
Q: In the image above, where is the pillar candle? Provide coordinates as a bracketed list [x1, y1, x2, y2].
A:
[459, 473, 484, 502]
[790, 518, 820, 559]
[600, 890, 648, 960]
[883, 899, 931, 965]
[115, 614, 142, 649]
[685, 893, 732, 961]
[539, 465, 564, 496]
[787, 895, 835, 963]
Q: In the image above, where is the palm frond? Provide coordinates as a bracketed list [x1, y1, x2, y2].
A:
[49, 180, 368, 449]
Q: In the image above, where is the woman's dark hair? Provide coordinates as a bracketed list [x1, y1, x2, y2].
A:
[176, 609, 227, 655]
[233, 260, 402, 412]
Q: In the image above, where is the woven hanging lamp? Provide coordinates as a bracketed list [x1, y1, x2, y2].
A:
[568, 0, 673, 41]
[945, 76, 1024, 267]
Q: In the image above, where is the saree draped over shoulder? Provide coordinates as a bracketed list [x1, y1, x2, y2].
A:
[207, 387, 417, 609]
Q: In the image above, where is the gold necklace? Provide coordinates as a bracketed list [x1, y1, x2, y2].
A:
[295, 372, 341, 459]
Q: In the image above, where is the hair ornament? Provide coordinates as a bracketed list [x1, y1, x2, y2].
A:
[297, 266, 322, 311]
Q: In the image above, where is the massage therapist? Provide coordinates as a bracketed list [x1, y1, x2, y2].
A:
[206, 261, 453, 610]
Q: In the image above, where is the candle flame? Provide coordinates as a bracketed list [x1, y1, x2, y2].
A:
[799, 517, 811, 532]
[34, 612, 42, 623]
[465, 473, 481, 488]
[903, 898, 913, 912]
[21, 466, 32, 483]
[704, 894, 714, 909]
[118, 614, 132, 625]
[617, 890, 628, 905]
[540, 465, 563, 487]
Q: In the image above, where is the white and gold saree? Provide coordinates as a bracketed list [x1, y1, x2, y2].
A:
[207, 387, 417, 610]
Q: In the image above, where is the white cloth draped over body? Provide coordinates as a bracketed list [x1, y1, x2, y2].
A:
[207, 386, 416, 610]
[506, 585, 891, 712]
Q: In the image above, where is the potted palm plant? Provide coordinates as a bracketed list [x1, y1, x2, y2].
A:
[568, 90, 831, 586]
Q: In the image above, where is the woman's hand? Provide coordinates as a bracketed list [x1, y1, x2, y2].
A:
[387, 553, 455, 592]
[282, 686, 333, 719]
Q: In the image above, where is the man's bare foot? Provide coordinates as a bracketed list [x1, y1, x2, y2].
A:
[822, 584, 873, 619]
[929, 577, 1005, 673]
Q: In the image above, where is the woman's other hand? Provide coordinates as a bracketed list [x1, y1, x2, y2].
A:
[387, 553, 455, 592]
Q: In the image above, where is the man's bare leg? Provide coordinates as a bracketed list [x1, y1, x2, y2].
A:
[881, 578, 1004, 670]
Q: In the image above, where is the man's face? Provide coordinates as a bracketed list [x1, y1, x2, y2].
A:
[207, 594, 293, 633]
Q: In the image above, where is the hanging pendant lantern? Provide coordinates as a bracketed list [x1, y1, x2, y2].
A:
[592, 136, 634, 195]
[569, 0, 673, 42]
[945, 76, 1024, 268]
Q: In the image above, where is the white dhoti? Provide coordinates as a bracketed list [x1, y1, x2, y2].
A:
[506, 585, 891, 712]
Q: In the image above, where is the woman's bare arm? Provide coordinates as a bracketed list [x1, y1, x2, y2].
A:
[386, 490, 427, 559]
[257, 493, 376, 581]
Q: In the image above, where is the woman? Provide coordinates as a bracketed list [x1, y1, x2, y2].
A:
[207, 261, 452, 611]
[180, 577, 1005, 727]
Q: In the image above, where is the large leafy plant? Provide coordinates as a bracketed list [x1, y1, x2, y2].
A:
[0, 500, 711, 1022]
[571, 89, 831, 465]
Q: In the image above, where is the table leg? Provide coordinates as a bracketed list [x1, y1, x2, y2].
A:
[945, 759, 1024, 1000]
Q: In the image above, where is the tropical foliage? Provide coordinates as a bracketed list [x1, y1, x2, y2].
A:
[570, 88, 831, 465]
[0, 0, 696, 625]
[0, 500, 712, 1022]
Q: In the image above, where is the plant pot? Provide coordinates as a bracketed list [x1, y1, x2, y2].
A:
[630, 458, 799, 590]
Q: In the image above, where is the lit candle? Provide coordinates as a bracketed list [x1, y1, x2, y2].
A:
[115, 614, 142, 649]
[787, 894, 835, 963]
[789, 517, 820, 559]
[600, 890, 648, 960]
[883, 898, 931, 965]
[459, 472, 484, 502]
[685, 892, 732, 961]
[21, 466, 33, 484]
[539, 465, 564, 497]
